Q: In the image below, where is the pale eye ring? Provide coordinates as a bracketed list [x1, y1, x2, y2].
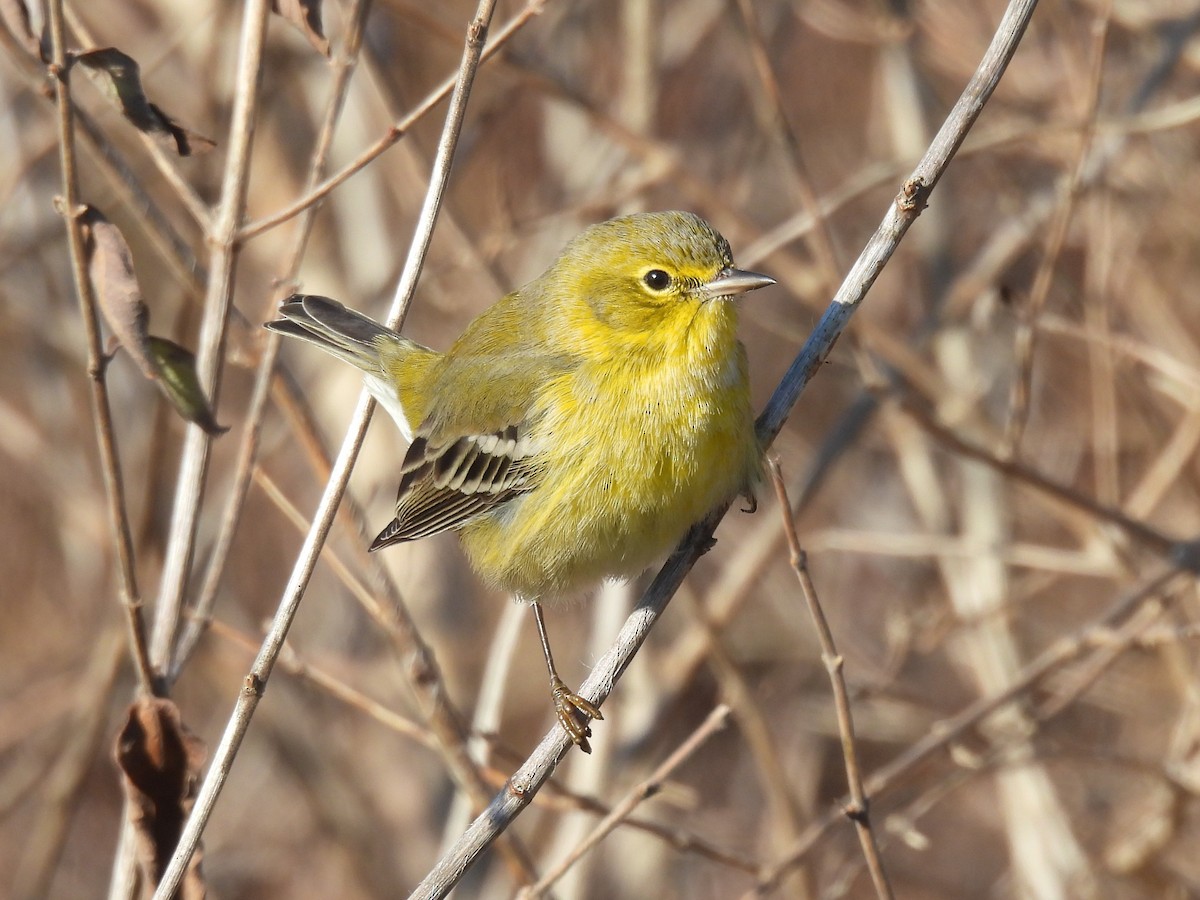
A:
[642, 269, 671, 291]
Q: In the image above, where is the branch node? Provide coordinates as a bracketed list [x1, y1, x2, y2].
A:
[844, 799, 870, 825]
[507, 776, 531, 799]
[897, 176, 929, 213]
[243, 673, 265, 698]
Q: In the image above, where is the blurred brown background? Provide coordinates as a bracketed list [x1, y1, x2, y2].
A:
[4, 0, 1200, 897]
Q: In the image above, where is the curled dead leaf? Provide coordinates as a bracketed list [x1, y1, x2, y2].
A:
[114, 696, 207, 899]
[80, 205, 158, 380]
[74, 47, 215, 156]
[76, 205, 227, 435]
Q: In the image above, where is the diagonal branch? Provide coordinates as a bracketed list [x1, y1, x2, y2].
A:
[150, 2, 502, 896]
[768, 459, 893, 900]
[148, 0, 272, 671]
[413, 1, 1042, 896]
[45, 0, 155, 696]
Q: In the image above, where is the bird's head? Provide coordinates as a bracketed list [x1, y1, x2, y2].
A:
[544, 211, 774, 350]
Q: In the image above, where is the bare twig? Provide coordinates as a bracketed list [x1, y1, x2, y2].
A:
[768, 458, 893, 900]
[416, 1, 1041, 896]
[519, 705, 732, 898]
[171, 0, 375, 678]
[148, 0, 272, 671]
[151, 3, 503, 895]
[203, 609, 762, 876]
[46, 0, 155, 695]
[749, 564, 1188, 895]
[896, 392, 1181, 559]
[237, 0, 546, 242]
[246, 463, 540, 882]
[248, 436, 545, 882]
[1003, 0, 1113, 455]
[60, 6, 212, 232]
[204, 617, 440, 750]
[189, 0, 544, 872]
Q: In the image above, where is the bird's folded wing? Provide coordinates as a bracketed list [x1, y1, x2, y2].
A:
[367, 337, 574, 550]
[370, 423, 542, 548]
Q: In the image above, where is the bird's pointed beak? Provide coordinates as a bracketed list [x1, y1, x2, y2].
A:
[701, 267, 776, 300]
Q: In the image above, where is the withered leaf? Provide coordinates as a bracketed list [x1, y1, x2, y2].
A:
[0, 0, 45, 61]
[147, 336, 229, 436]
[79, 207, 226, 435]
[74, 47, 215, 156]
[271, 0, 330, 56]
[80, 205, 158, 380]
[114, 696, 207, 899]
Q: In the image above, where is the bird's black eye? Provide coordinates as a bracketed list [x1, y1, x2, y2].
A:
[643, 269, 671, 291]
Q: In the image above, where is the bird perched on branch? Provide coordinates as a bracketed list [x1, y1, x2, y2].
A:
[267, 211, 773, 751]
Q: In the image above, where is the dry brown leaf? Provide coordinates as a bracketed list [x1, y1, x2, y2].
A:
[271, 0, 330, 56]
[80, 205, 158, 380]
[74, 47, 215, 156]
[79, 206, 226, 435]
[114, 696, 207, 899]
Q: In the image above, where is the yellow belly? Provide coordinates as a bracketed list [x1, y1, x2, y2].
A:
[459, 336, 761, 600]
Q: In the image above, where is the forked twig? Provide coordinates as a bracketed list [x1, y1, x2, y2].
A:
[518, 705, 732, 898]
[45, 0, 155, 695]
[148, 0, 272, 670]
[238, 0, 547, 242]
[416, 1, 1041, 897]
[749, 564, 1187, 895]
[150, 3, 501, 896]
[767, 459, 893, 900]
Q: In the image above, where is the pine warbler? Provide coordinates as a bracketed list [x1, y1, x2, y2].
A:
[268, 211, 773, 750]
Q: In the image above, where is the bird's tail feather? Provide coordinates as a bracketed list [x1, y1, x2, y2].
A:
[267, 293, 434, 438]
[267, 294, 397, 371]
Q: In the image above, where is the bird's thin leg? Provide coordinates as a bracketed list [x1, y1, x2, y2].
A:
[531, 600, 603, 752]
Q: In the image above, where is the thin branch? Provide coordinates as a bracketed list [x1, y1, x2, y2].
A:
[415, 2, 1041, 896]
[246, 368, 546, 883]
[203, 610, 762, 876]
[148, 0, 272, 671]
[896, 392, 1182, 559]
[61, 5, 212, 232]
[518, 705, 732, 898]
[768, 459, 893, 900]
[1003, 0, 1113, 455]
[237, 0, 546, 242]
[151, 3, 503, 895]
[186, 0, 544, 872]
[748, 564, 1188, 896]
[246, 463, 540, 882]
[171, 0, 374, 678]
[46, 0, 155, 695]
[205, 617, 440, 750]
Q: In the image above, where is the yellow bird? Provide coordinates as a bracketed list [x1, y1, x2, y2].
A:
[268, 211, 773, 750]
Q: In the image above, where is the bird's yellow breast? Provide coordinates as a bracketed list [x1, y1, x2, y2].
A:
[459, 300, 761, 600]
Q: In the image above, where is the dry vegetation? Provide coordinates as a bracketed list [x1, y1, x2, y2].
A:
[3, 0, 1200, 897]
